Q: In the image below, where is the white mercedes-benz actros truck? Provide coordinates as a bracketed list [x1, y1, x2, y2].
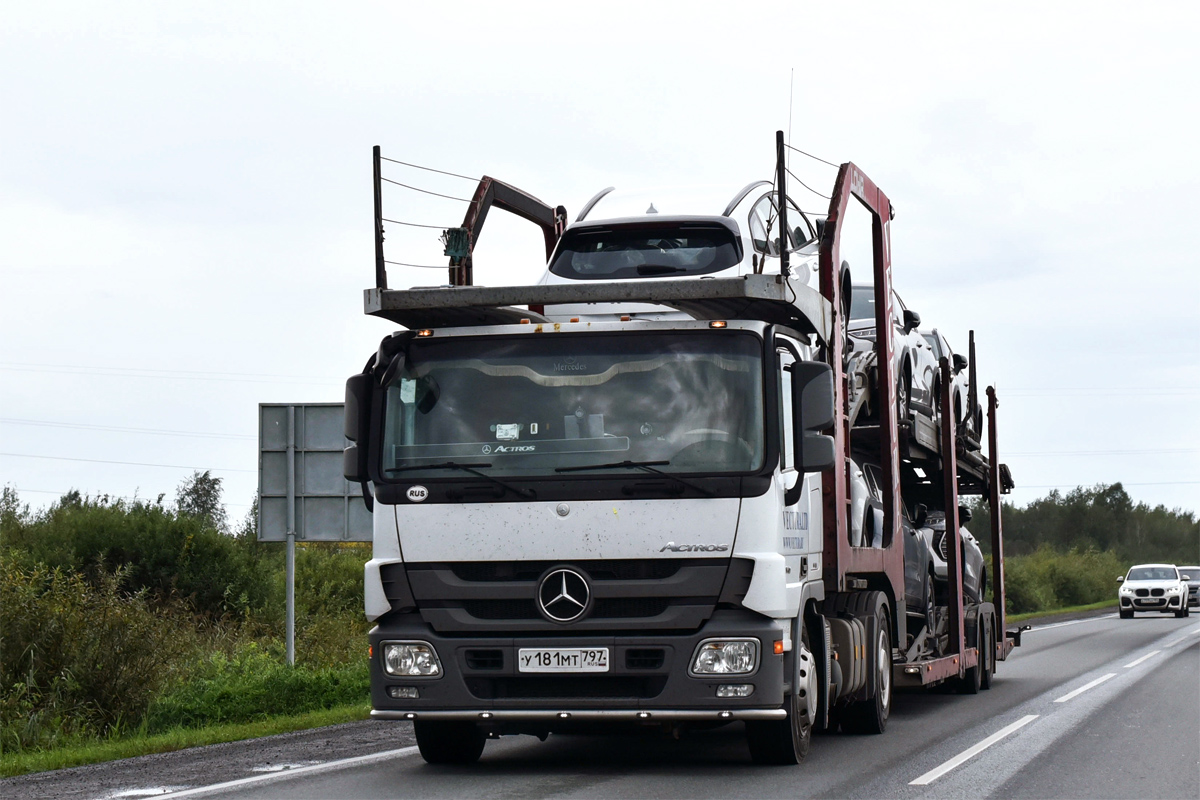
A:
[346, 135, 1018, 765]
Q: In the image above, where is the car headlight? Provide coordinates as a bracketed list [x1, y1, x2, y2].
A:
[690, 639, 759, 675]
[382, 641, 442, 677]
[1119, 586, 1133, 595]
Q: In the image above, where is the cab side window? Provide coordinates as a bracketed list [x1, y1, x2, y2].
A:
[778, 351, 794, 470]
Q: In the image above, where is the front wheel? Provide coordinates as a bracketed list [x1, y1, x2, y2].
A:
[746, 629, 815, 764]
[414, 721, 486, 765]
[1119, 607, 1133, 619]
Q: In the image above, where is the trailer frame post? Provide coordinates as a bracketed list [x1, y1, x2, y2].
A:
[939, 358, 966, 673]
[373, 145, 387, 290]
[987, 386, 1006, 649]
[776, 130, 790, 277]
[818, 162, 902, 617]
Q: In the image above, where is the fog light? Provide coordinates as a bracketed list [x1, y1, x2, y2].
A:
[388, 686, 419, 699]
[382, 642, 442, 677]
[716, 684, 754, 698]
[690, 639, 759, 675]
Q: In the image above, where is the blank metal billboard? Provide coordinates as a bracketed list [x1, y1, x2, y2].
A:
[258, 403, 371, 542]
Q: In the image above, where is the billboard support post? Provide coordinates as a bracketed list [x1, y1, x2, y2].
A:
[286, 405, 296, 666]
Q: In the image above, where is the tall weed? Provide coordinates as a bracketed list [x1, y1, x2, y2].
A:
[0, 556, 199, 752]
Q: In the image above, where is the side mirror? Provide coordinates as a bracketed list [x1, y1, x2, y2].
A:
[903, 309, 921, 332]
[815, 217, 826, 240]
[344, 373, 372, 482]
[792, 362, 835, 474]
[959, 504, 973, 524]
[913, 503, 928, 528]
[952, 353, 968, 374]
[1182, 575, 1191, 581]
[1116, 576, 1124, 583]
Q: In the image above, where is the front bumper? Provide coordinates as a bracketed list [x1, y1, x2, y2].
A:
[369, 609, 786, 723]
[1120, 595, 1183, 611]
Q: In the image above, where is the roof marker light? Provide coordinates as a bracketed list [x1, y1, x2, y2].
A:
[416, 329, 433, 337]
[710, 320, 728, 328]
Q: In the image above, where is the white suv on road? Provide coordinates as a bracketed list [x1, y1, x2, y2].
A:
[1118, 564, 1190, 618]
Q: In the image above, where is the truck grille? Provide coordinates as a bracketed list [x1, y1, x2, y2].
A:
[405, 558, 731, 634]
[464, 676, 667, 700]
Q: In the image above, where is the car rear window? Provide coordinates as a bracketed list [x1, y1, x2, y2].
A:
[549, 223, 741, 280]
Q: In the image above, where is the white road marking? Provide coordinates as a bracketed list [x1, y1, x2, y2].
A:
[1026, 614, 1116, 632]
[909, 714, 1039, 786]
[1054, 673, 1115, 703]
[248, 761, 320, 773]
[156, 746, 420, 799]
[1123, 650, 1160, 668]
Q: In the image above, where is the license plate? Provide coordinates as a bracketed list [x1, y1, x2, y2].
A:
[518, 647, 610, 673]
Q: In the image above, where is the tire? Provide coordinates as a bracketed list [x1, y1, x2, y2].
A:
[1119, 607, 1133, 619]
[414, 721, 486, 765]
[840, 595, 892, 734]
[746, 626, 814, 764]
[896, 370, 911, 423]
[979, 614, 994, 690]
[1175, 606, 1188, 619]
[959, 616, 983, 695]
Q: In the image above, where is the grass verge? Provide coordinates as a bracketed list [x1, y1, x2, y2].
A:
[0, 703, 370, 779]
[1008, 598, 1119, 623]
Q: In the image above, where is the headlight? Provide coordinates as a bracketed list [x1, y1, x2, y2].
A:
[382, 641, 442, 677]
[690, 639, 759, 675]
[1119, 586, 1133, 594]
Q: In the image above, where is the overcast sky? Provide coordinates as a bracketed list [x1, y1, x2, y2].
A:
[2, 1, 1197, 522]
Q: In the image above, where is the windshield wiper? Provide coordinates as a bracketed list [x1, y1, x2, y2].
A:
[637, 264, 686, 275]
[556, 460, 713, 496]
[389, 461, 535, 499]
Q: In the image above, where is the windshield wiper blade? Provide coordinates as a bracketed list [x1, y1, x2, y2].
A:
[390, 461, 535, 499]
[637, 264, 685, 275]
[556, 460, 713, 496]
[555, 459, 670, 473]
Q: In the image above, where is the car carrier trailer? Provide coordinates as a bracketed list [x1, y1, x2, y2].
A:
[345, 133, 1020, 764]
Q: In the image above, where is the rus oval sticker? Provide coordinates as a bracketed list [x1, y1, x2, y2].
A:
[406, 485, 429, 503]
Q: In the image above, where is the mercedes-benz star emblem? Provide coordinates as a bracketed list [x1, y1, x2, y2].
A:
[537, 568, 591, 623]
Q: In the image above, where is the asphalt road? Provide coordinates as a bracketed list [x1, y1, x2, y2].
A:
[9, 612, 1198, 800]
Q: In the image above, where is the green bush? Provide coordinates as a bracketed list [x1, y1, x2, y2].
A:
[1000, 545, 1127, 614]
[0, 555, 197, 752]
[145, 643, 368, 733]
[0, 491, 266, 618]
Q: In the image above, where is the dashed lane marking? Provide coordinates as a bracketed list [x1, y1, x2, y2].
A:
[1054, 673, 1116, 703]
[1123, 650, 1161, 668]
[909, 714, 1040, 786]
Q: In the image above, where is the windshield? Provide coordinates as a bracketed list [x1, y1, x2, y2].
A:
[1126, 567, 1179, 581]
[548, 223, 741, 280]
[381, 332, 765, 478]
[850, 286, 875, 322]
[1178, 568, 1199, 581]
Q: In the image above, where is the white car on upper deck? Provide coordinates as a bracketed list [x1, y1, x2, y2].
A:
[535, 183, 824, 322]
